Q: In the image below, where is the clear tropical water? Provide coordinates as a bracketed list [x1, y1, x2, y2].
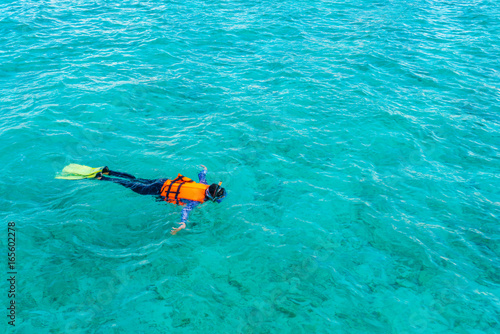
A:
[1, 0, 499, 333]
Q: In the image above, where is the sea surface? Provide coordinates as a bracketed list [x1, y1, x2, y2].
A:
[1, 0, 499, 333]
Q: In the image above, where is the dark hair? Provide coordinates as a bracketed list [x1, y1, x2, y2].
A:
[208, 183, 225, 199]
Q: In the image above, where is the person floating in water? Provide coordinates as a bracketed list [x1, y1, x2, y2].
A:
[55, 164, 226, 235]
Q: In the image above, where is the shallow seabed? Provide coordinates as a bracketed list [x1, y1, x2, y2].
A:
[0, 0, 499, 333]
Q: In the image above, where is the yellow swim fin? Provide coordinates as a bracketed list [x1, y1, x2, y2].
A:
[55, 164, 104, 180]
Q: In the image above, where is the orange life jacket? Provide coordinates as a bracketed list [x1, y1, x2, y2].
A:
[160, 174, 209, 205]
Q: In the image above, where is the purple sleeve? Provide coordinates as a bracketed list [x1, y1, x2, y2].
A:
[198, 169, 208, 185]
[181, 200, 200, 223]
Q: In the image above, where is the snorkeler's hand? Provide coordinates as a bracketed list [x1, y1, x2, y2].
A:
[200, 165, 207, 171]
[170, 222, 186, 235]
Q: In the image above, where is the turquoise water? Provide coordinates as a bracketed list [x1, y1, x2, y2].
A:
[1, 0, 499, 332]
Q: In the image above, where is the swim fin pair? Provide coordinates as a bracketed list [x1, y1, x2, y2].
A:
[55, 164, 105, 180]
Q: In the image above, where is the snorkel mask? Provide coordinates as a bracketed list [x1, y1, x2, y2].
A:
[206, 182, 226, 202]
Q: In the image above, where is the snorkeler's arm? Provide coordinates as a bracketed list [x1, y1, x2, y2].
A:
[170, 222, 185, 235]
[170, 201, 200, 235]
[198, 165, 208, 185]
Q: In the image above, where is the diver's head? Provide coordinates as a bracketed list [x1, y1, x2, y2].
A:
[206, 182, 226, 202]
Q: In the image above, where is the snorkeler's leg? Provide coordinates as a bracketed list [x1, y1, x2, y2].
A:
[102, 167, 165, 184]
[100, 176, 165, 195]
[102, 167, 137, 179]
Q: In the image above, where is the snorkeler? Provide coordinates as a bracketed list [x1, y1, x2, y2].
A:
[55, 164, 226, 235]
